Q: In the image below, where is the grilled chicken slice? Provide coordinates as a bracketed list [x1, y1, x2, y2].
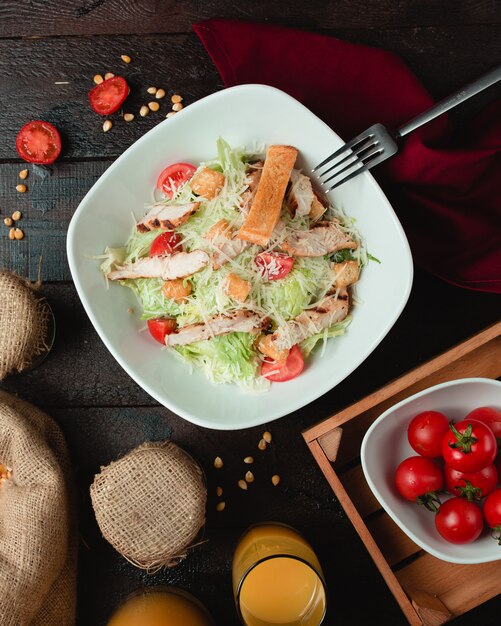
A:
[165, 310, 269, 346]
[270, 294, 349, 351]
[240, 161, 263, 214]
[205, 219, 248, 270]
[282, 220, 358, 257]
[287, 169, 315, 217]
[107, 250, 209, 281]
[136, 202, 200, 232]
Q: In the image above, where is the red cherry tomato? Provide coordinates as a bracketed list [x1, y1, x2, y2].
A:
[255, 253, 294, 281]
[88, 76, 129, 115]
[444, 463, 498, 500]
[150, 231, 182, 256]
[147, 318, 177, 344]
[464, 406, 501, 443]
[394, 456, 444, 509]
[407, 410, 450, 458]
[483, 488, 501, 545]
[260, 345, 304, 382]
[156, 163, 196, 198]
[15, 121, 62, 164]
[435, 497, 484, 544]
[442, 419, 497, 473]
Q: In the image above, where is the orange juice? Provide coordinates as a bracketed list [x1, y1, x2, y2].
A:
[233, 524, 326, 626]
[107, 588, 213, 626]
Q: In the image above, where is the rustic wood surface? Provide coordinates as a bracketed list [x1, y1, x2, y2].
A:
[0, 2, 500, 625]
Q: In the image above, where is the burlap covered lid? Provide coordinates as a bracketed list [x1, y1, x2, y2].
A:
[0, 270, 51, 380]
[90, 440, 207, 571]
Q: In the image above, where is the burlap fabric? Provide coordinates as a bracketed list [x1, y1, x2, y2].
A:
[0, 390, 77, 626]
[91, 441, 206, 571]
[0, 270, 50, 380]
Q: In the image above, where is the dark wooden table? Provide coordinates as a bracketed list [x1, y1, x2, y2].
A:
[1, 2, 500, 625]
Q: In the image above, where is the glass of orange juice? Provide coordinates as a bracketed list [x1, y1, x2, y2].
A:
[107, 586, 214, 626]
[233, 523, 327, 626]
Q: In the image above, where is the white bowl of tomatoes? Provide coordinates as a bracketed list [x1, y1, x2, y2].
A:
[361, 377, 501, 564]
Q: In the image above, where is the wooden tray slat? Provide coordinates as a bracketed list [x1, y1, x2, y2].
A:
[338, 464, 382, 518]
[367, 513, 421, 567]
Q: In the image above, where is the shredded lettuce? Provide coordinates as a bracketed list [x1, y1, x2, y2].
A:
[300, 318, 352, 357]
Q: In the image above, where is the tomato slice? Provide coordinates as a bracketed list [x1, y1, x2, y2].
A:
[147, 318, 177, 344]
[157, 163, 197, 198]
[88, 76, 129, 115]
[261, 345, 304, 382]
[16, 121, 62, 164]
[150, 231, 182, 256]
[255, 253, 294, 281]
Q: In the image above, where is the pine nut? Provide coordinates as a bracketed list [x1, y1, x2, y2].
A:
[171, 94, 183, 103]
[166, 112, 176, 119]
[272, 475, 281, 487]
[244, 456, 254, 464]
[103, 120, 113, 132]
[245, 471, 254, 483]
[121, 54, 131, 64]
[147, 86, 157, 95]
[14, 228, 24, 240]
[123, 113, 135, 122]
[238, 480, 248, 490]
[258, 438, 267, 451]
[155, 88, 166, 99]
[216, 486, 223, 497]
[19, 169, 28, 180]
[4, 217, 13, 226]
[263, 431, 272, 444]
[93, 74, 104, 84]
[9, 228, 15, 240]
[214, 456, 223, 469]
[172, 102, 183, 112]
[12, 211, 22, 221]
[148, 101, 160, 112]
[139, 105, 149, 117]
[104, 72, 115, 80]
[216, 501, 226, 512]
[16, 184, 27, 193]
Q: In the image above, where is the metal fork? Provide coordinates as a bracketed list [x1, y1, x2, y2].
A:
[313, 64, 501, 191]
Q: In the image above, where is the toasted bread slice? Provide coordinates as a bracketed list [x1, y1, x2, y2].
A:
[237, 145, 298, 246]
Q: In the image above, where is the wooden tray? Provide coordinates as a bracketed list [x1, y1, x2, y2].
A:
[303, 321, 501, 626]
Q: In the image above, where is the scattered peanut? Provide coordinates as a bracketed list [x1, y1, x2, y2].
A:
[121, 54, 132, 64]
[171, 94, 183, 104]
[104, 72, 115, 80]
[263, 431, 272, 444]
[172, 102, 183, 112]
[19, 169, 28, 180]
[147, 86, 157, 95]
[216, 486, 223, 497]
[8, 228, 15, 240]
[14, 228, 24, 240]
[216, 501, 226, 512]
[148, 101, 160, 112]
[4, 218, 12, 227]
[238, 480, 248, 491]
[272, 475, 281, 487]
[214, 456, 223, 469]
[258, 438, 267, 451]
[166, 111, 177, 119]
[93, 74, 104, 84]
[245, 471, 254, 484]
[244, 456, 254, 464]
[103, 120, 113, 132]
[16, 184, 27, 193]
[12, 211, 22, 221]
[139, 105, 150, 117]
[123, 113, 135, 122]
[155, 88, 166, 99]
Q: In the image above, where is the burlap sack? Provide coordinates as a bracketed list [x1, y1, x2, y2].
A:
[91, 441, 206, 571]
[0, 270, 50, 380]
[0, 391, 77, 626]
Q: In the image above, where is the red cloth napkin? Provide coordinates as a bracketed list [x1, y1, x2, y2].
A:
[194, 19, 501, 294]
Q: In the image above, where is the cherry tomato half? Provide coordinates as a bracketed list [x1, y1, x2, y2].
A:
[465, 406, 501, 442]
[407, 410, 450, 458]
[435, 497, 484, 544]
[88, 76, 129, 115]
[255, 252, 294, 281]
[483, 488, 501, 544]
[394, 456, 443, 508]
[444, 463, 498, 500]
[261, 344, 304, 382]
[156, 163, 196, 198]
[147, 318, 177, 344]
[150, 231, 182, 256]
[16, 120, 62, 164]
[442, 419, 497, 473]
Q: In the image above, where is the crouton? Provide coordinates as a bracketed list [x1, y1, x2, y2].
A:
[224, 273, 251, 302]
[256, 334, 290, 362]
[191, 167, 225, 199]
[237, 145, 298, 246]
[310, 196, 327, 221]
[206, 219, 230, 241]
[162, 278, 192, 302]
[332, 261, 360, 288]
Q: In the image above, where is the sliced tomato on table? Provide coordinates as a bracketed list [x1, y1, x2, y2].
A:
[150, 231, 182, 256]
[156, 163, 197, 198]
[255, 252, 294, 281]
[147, 318, 177, 344]
[261, 344, 304, 382]
[16, 121, 62, 164]
[88, 76, 129, 115]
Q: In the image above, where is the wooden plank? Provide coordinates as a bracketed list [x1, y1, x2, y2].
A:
[1, 27, 500, 161]
[366, 513, 421, 567]
[338, 464, 382, 519]
[318, 427, 343, 462]
[1, 1, 500, 38]
[410, 591, 452, 626]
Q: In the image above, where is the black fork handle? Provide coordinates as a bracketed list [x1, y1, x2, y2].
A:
[396, 64, 501, 138]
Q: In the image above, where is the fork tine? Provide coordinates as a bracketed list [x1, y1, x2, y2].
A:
[325, 149, 383, 191]
[312, 131, 375, 172]
[320, 141, 380, 182]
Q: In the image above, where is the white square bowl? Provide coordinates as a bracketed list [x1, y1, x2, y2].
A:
[67, 84, 413, 430]
[361, 377, 501, 564]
